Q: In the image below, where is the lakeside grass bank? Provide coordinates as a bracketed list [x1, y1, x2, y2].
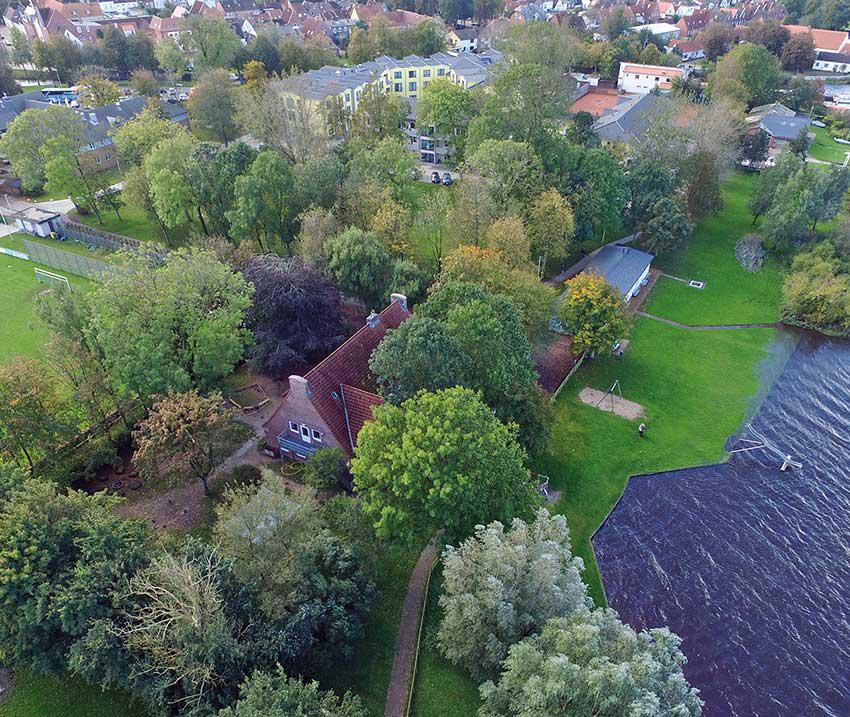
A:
[408, 172, 787, 714]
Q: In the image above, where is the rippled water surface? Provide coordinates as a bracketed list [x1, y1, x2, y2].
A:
[593, 333, 850, 716]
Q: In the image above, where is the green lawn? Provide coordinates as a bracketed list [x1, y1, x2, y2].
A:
[0, 232, 114, 261]
[321, 545, 420, 717]
[808, 125, 850, 165]
[408, 171, 788, 716]
[0, 253, 90, 365]
[71, 199, 191, 246]
[645, 173, 784, 326]
[0, 671, 146, 717]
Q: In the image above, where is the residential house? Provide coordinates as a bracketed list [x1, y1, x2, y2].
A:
[147, 14, 185, 40]
[593, 91, 667, 146]
[675, 8, 711, 37]
[349, 2, 430, 28]
[668, 38, 705, 61]
[584, 245, 654, 302]
[447, 27, 479, 53]
[509, 2, 548, 22]
[617, 62, 684, 94]
[746, 102, 811, 150]
[785, 24, 850, 54]
[814, 50, 850, 74]
[262, 294, 410, 461]
[628, 21, 680, 44]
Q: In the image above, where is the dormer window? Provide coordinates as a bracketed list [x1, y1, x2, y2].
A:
[289, 421, 298, 433]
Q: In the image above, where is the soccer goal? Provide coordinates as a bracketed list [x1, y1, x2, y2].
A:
[34, 267, 72, 292]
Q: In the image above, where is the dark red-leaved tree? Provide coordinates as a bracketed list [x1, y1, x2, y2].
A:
[241, 254, 346, 376]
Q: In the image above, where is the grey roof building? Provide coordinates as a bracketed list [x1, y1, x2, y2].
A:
[585, 245, 654, 300]
[593, 92, 666, 145]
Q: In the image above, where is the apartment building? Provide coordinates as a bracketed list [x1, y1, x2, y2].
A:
[617, 62, 684, 94]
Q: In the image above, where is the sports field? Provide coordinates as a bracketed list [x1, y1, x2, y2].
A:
[0, 252, 89, 365]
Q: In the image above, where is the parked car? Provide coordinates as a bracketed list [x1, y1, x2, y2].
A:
[430, 171, 441, 184]
[178, 93, 189, 101]
[442, 172, 453, 186]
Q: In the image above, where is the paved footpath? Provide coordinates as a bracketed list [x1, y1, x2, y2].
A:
[384, 541, 439, 717]
[638, 311, 782, 330]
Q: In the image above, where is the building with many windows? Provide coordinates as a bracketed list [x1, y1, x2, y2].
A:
[277, 49, 503, 146]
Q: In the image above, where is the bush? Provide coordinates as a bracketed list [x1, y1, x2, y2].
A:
[303, 447, 350, 490]
[231, 464, 263, 486]
[736, 234, 766, 272]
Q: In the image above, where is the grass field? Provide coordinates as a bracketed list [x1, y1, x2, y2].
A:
[72, 199, 191, 246]
[0, 672, 145, 717]
[0, 253, 90, 365]
[808, 125, 850, 165]
[408, 172, 787, 715]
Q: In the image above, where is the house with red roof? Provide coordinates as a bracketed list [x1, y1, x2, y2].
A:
[263, 293, 410, 461]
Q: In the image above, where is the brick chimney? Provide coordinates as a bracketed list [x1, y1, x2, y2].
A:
[366, 310, 380, 328]
[288, 374, 310, 397]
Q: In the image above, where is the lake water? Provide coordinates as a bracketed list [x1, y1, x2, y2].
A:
[593, 332, 850, 716]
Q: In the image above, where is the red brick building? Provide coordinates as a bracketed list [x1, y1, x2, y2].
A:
[263, 294, 410, 461]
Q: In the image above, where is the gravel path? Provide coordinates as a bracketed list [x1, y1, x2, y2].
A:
[638, 312, 782, 331]
[385, 541, 439, 717]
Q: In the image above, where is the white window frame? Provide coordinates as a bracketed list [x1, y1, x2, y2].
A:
[300, 424, 312, 443]
[311, 429, 323, 443]
[289, 421, 299, 433]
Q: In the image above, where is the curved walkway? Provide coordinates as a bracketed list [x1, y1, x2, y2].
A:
[638, 311, 782, 331]
[385, 540, 438, 717]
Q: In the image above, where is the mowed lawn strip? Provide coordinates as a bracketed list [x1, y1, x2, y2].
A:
[0, 253, 90, 364]
[808, 125, 850, 165]
[321, 545, 420, 717]
[645, 173, 784, 326]
[0, 671, 147, 717]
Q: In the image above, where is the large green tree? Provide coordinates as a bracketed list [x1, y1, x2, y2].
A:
[323, 227, 392, 305]
[710, 43, 782, 106]
[189, 69, 239, 145]
[418, 78, 477, 160]
[465, 139, 543, 209]
[558, 272, 629, 355]
[182, 15, 241, 72]
[352, 386, 539, 545]
[479, 610, 703, 716]
[438, 509, 590, 681]
[87, 247, 253, 401]
[0, 480, 149, 674]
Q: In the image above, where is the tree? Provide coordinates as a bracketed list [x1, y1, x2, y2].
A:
[214, 473, 376, 662]
[782, 240, 850, 335]
[527, 189, 575, 269]
[239, 254, 345, 376]
[710, 43, 782, 106]
[351, 84, 407, 146]
[741, 128, 770, 162]
[447, 174, 497, 248]
[303, 447, 350, 490]
[685, 149, 724, 218]
[485, 216, 531, 268]
[32, 35, 81, 83]
[602, 5, 631, 39]
[438, 509, 590, 681]
[10, 28, 33, 82]
[352, 387, 539, 545]
[626, 157, 679, 227]
[113, 102, 175, 166]
[182, 15, 241, 72]
[699, 22, 735, 62]
[760, 167, 813, 250]
[642, 197, 692, 254]
[465, 139, 543, 209]
[295, 207, 338, 265]
[77, 73, 120, 107]
[133, 390, 235, 494]
[346, 27, 375, 64]
[88, 247, 253, 400]
[439, 0, 473, 22]
[190, 69, 239, 145]
[190, 141, 257, 236]
[371, 195, 412, 256]
[438, 246, 557, 332]
[0, 104, 86, 193]
[749, 150, 804, 223]
[44, 137, 121, 222]
[0, 360, 72, 469]
[323, 227, 392, 305]
[219, 668, 367, 717]
[788, 126, 811, 157]
[781, 32, 816, 73]
[0, 480, 149, 673]
[228, 150, 294, 251]
[291, 153, 344, 214]
[154, 36, 188, 78]
[558, 272, 629, 355]
[479, 610, 703, 717]
[746, 19, 790, 56]
[418, 79, 477, 159]
[369, 316, 471, 404]
[130, 69, 159, 97]
[349, 138, 418, 199]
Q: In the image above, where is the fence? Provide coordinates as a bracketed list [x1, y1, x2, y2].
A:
[23, 239, 112, 279]
[59, 217, 167, 258]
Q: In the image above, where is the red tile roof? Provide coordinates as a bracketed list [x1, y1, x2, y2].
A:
[341, 385, 383, 449]
[264, 297, 409, 455]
